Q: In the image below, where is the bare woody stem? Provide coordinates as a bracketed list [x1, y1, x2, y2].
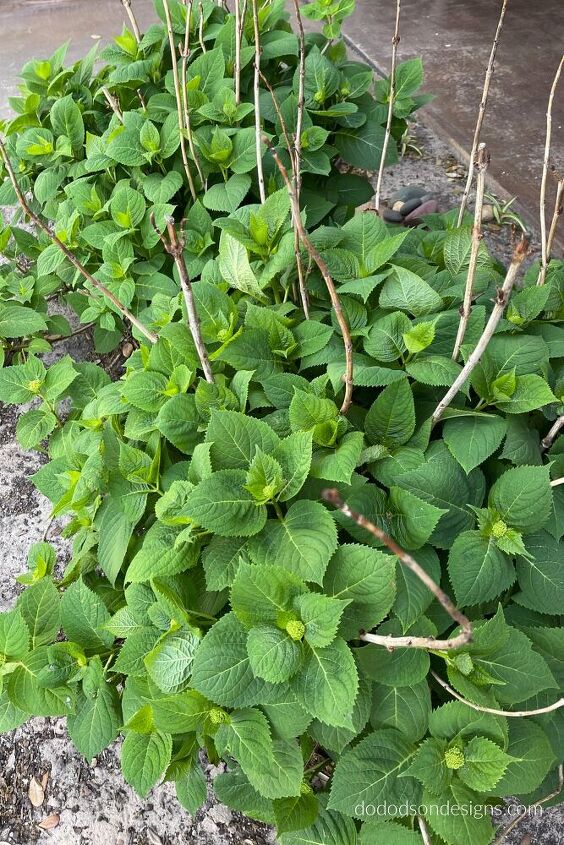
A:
[121, 0, 142, 43]
[537, 55, 564, 286]
[432, 236, 528, 425]
[322, 488, 473, 650]
[457, 0, 508, 226]
[234, 0, 243, 104]
[251, 0, 266, 203]
[154, 215, 214, 382]
[180, 0, 205, 187]
[550, 477, 564, 488]
[264, 138, 354, 413]
[258, 69, 310, 318]
[541, 415, 564, 451]
[162, 0, 198, 202]
[374, 0, 400, 214]
[452, 142, 489, 360]
[290, 0, 309, 317]
[546, 178, 564, 260]
[431, 671, 564, 717]
[417, 816, 432, 845]
[492, 765, 564, 845]
[101, 86, 124, 122]
[0, 139, 157, 344]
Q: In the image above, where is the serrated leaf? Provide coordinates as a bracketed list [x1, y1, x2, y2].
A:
[489, 464, 552, 533]
[443, 414, 506, 473]
[184, 469, 267, 537]
[448, 531, 515, 606]
[292, 638, 358, 729]
[365, 379, 415, 448]
[121, 729, 172, 797]
[60, 579, 113, 652]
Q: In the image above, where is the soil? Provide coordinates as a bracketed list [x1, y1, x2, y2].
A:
[0, 120, 561, 845]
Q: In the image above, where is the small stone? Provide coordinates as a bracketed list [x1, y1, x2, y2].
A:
[399, 195, 427, 216]
[389, 184, 427, 204]
[404, 199, 438, 223]
[382, 208, 404, 223]
[209, 804, 233, 825]
[200, 817, 218, 835]
[392, 200, 405, 212]
[481, 203, 495, 223]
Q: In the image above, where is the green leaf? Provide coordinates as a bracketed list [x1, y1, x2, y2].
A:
[273, 431, 313, 501]
[152, 690, 212, 734]
[324, 544, 396, 639]
[310, 432, 365, 485]
[219, 231, 265, 298]
[17, 579, 60, 648]
[515, 531, 564, 614]
[489, 464, 552, 533]
[247, 501, 338, 584]
[184, 469, 267, 537]
[0, 305, 48, 338]
[144, 629, 200, 693]
[406, 355, 465, 390]
[457, 736, 514, 792]
[121, 729, 172, 798]
[361, 819, 424, 845]
[246, 626, 303, 683]
[370, 681, 431, 743]
[380, 267, 443, 317]
[206, 409, 280, 470]
[122, 370, 168, 413]
[365, 379, 415, 449]
[335, 120, 389, 170]
[191, 612, 274, 707]
[60, 579, 114, 652]
[493, 720, 555, 795]
[50, 94, 85, 149]
[68, 681, 121, 762]
[295, 592, 350, 649]
[494, 374, 557, 414]
[274, 790, 319, 834]
[126, 522, 200, 582]
[204, 174, 251, 212]
[421, 781, 493, 845]
[231, 562, 307, 627]
[278, 806, 358, 845]
[443, 415, 506, 473]
[156, 394, 200, 454]
[448, 531, 515, 606]
[292, 638, 358, 729]
[0, 608, 29, 659]
[328, 729, 418, 817]
[15, 409, 57, 450]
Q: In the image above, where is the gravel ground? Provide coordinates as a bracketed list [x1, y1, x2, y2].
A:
[0, 121, 561, 845]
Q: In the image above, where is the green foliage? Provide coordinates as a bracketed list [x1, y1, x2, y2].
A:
[0, 3, 563, 845]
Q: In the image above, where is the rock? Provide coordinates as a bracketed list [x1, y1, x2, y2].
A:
[399, 195, 427, 216]
[392, 200, 405, 212]
[481, 203, 495, 223]
[210, 804, 233, 825]
[388, 185, 427, 204]
[404, 199, 439, 223]
[382, 208, 404, 223]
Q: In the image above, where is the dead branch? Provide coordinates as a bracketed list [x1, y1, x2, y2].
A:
[538, 55, 564, 286]
[457, 0, 509, 225]
[251, 0, 266, 203]
[431, 671, 564, 717]
[432, 236, 528, 425]
[453, 143, 489, 359]
[234, 0, 244, 104]
[258, 69, 310, 318]
[180, 0, 205, 187]
[101, 87, 123, 122]
[0, 139, 157, 344]
[264, 139, 354, 412]
[121, 0, 142, 44]
[322, 488, 473, 649]
[540, 175, 564, 287]
[417, 816, 432, 845]
[374, 0, 401, 213]
[541, 415, 564, 451]
[152, 214, 214, 382]
[162, 0, 198, 201]
[550, 477, 564, 487]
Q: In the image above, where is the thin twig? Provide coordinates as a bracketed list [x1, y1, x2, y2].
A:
[542, 175, 564, 284]
[453, 143, 489, 359]
[538, 55, 564, 286]
[0, 139, 157, 344]
[432, 237, 528, 425]
[417, 816, 432, 845]
[457, 0, 509, 226]
[264, 139, 354, 412]
[234, 0, 243, 104]
[162, 0, 198, 202]
[153, 214, 214, 383]
[198, 2, 206, 52]
[550, 477, 564, 487]
[431, 671, 564, 717]
[374, 0, 400, 213]
[258, 69, 309, 318]
[493, 765, 564, 845]
[121, 0, 142, 43]
[101, 87, 123, 122]
[322, 488, 473, 650]
[290, 0, 309, 317]
[180, 0, 205, 187]
[251, 0, 266, 203]
[541, 415, 564, 451]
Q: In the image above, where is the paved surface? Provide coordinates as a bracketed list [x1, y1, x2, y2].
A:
[344, 0, 564, 248]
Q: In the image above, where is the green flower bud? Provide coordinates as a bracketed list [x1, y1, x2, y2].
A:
[300, 782, 313, 796]
[444, 746, 465, 770]
[209, 707, 230, 725]
[491, 519, 508, 539]
[286, 620, 305, 641]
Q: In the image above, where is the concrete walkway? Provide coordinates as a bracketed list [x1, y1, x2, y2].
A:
[344, 0, 564, 247]
[1, 0, 562, 246]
